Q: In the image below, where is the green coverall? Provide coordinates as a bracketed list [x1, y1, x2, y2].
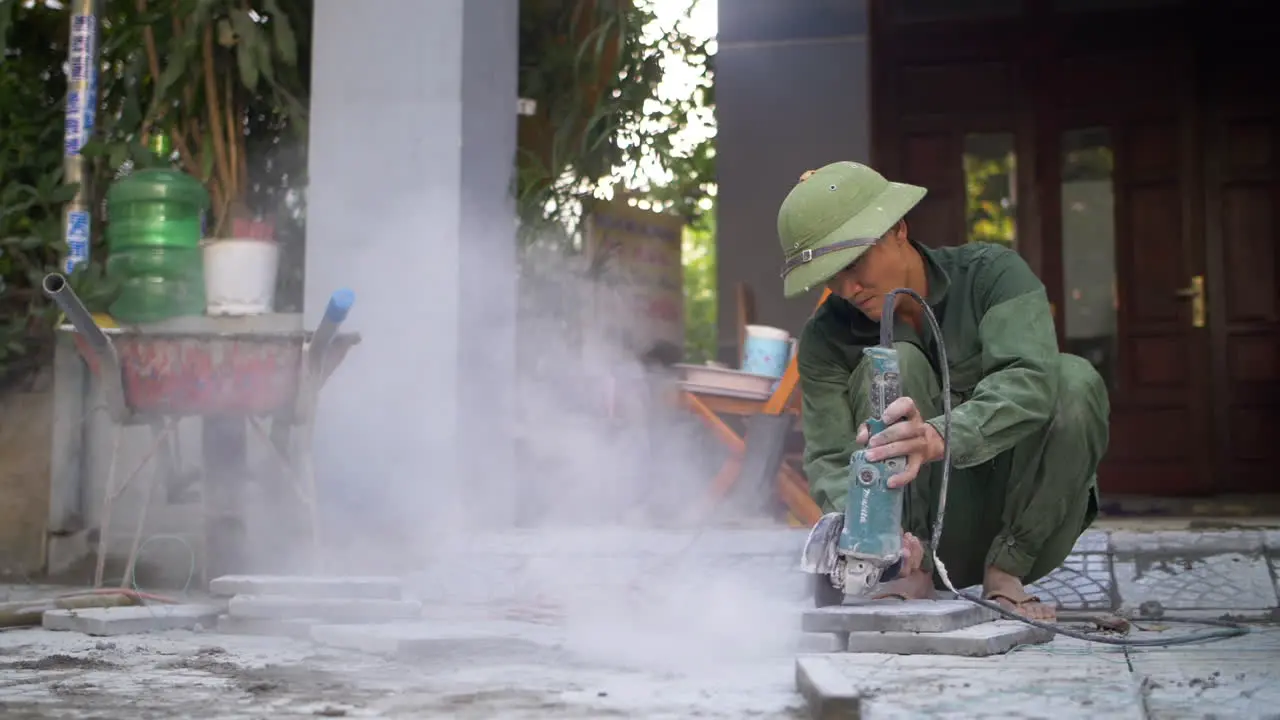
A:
[797, 240, 1109, 589]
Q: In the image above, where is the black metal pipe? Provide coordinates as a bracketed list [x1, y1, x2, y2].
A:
[43, 273, 110, 354]
[43, 272, 129, 422]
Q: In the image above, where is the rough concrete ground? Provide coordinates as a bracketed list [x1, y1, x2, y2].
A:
[0, 622, 808, 719]
[2, 524, 1279, 718]
[2, 611, 1278, 718]
[800, 625, 1280, 718]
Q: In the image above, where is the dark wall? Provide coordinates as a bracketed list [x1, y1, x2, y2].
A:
[715, 0, 872, 361]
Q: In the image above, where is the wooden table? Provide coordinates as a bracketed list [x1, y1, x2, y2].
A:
[680, 388, 821, 526]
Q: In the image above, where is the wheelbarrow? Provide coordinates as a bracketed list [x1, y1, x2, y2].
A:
[42, 273, 361, 588]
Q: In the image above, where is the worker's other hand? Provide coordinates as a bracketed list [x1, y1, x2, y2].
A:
[901, 531, 925, 575]
[856, 396, 945, 488]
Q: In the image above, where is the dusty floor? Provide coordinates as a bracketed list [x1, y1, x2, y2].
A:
[0, 623, 806, 719]
[3, 525, 1279, 718]
[1, 617, 1278, 718]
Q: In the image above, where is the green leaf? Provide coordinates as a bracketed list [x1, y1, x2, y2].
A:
[264, 0, 297, 66]
[78, 138, 110, 159]
[0, 0, 13, 59]
[157, 49, 188, 97]
[230, 10, 260, 90]
[108, 141, 129, 171]
[43, 182, 82, 206]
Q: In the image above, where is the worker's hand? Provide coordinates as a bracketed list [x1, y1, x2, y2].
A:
[856, 396, 945, 488]
[901, 531, 925, 575]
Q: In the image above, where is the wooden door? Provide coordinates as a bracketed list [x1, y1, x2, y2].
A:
[1043, 48, 1213, 496]
[871, 0, 1277, 497]
[1201, 11, 1280, 493]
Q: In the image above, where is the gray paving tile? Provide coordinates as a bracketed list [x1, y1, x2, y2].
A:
[1113, 552, 1279, 614]
[796, 648, 1146, 718]
[802, 600, 995, 634]
[208, 574, 403, 600]
[794, 655, 861, 719]
[214, 614, 318, 639]
[42, 604, 223, 636]
[1110, 529, 1265, 555]
[1129, 628, 1280, 718]
[227, 595, 423, 622]
[843, 620, 1053, 656]
[1028, 552, 1116, 611]
[1074, 528, 1111, 553]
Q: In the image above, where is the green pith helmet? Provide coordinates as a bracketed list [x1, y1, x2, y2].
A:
[776, 161, 927, 299]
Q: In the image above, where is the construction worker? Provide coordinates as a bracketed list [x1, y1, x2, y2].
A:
[778, 162, 1109, 621]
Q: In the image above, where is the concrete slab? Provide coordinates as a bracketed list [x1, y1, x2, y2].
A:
[208, 574, 403, 600]
[310, 620, 562, 661]
[794, 655, 861, 719]
[1112, 552, 1279, 616]
[214, 614, 318, 639]
[842, 620, 1054, 656]
[42, 604, 222, 636]
[1110, 529, 1265, 554]
[797, 644, 1147, 718]
[226, 595, 422, 623]
[801, 599, 995, 634]
[1129, 626, 1280, 717]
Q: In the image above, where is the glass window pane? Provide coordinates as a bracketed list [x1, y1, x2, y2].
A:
[1060, 127, 1118, 389]
[962, 132, 1017, 248]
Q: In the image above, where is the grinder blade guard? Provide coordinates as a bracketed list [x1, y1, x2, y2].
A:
[798, 296, 911, 607]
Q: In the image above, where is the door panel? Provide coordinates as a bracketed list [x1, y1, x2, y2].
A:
[1056, 114, 1211, 495]
[901, 131, 964, 246]
[1126, 183, 1183, 327]
[870, 0, 1280, 497]
[1204, 35, 1280, 493]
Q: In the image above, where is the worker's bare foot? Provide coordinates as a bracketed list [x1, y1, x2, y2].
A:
[983, 567, 1056, 621]
[871, 569, 935, 601]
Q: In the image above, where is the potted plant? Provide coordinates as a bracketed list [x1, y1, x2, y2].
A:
[119, 0, 307, 315]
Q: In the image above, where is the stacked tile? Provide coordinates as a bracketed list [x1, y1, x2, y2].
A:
[209, 575, 422, 637]
[801, 599, 1053, 656]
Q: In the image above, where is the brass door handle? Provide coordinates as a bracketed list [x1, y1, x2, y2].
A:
[1174, 275, 1206, 328]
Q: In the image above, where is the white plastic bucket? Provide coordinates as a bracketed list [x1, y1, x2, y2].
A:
[202, 237, 280, 316]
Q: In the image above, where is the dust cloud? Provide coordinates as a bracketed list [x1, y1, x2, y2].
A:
[244, 191, 809, 677]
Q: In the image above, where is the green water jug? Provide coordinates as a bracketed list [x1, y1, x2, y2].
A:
[105, 164, 211, 324]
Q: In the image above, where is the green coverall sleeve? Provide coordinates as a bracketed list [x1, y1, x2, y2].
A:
[925, 250, 1061, 469]
[797, 326, 860, 513]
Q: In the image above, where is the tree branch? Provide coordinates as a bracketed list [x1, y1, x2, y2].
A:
[202, 22, 232, 236]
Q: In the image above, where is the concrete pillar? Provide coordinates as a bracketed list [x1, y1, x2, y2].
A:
[304, 0, 519, 539]
[715, 0, 872, 361]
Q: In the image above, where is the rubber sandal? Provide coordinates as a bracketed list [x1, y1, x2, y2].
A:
[984, 591, 1054, 616]
[871, 592, 910, 601]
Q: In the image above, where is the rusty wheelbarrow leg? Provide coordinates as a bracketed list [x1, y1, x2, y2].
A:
[297, 289, 356, 573]
[42, 273, 134, 588]
[42, 274, 129, 423]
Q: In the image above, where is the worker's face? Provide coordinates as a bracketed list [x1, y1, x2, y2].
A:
[825, 223, 912, 321]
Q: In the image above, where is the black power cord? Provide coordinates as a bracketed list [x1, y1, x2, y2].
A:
[880, 288, 1250, 647]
